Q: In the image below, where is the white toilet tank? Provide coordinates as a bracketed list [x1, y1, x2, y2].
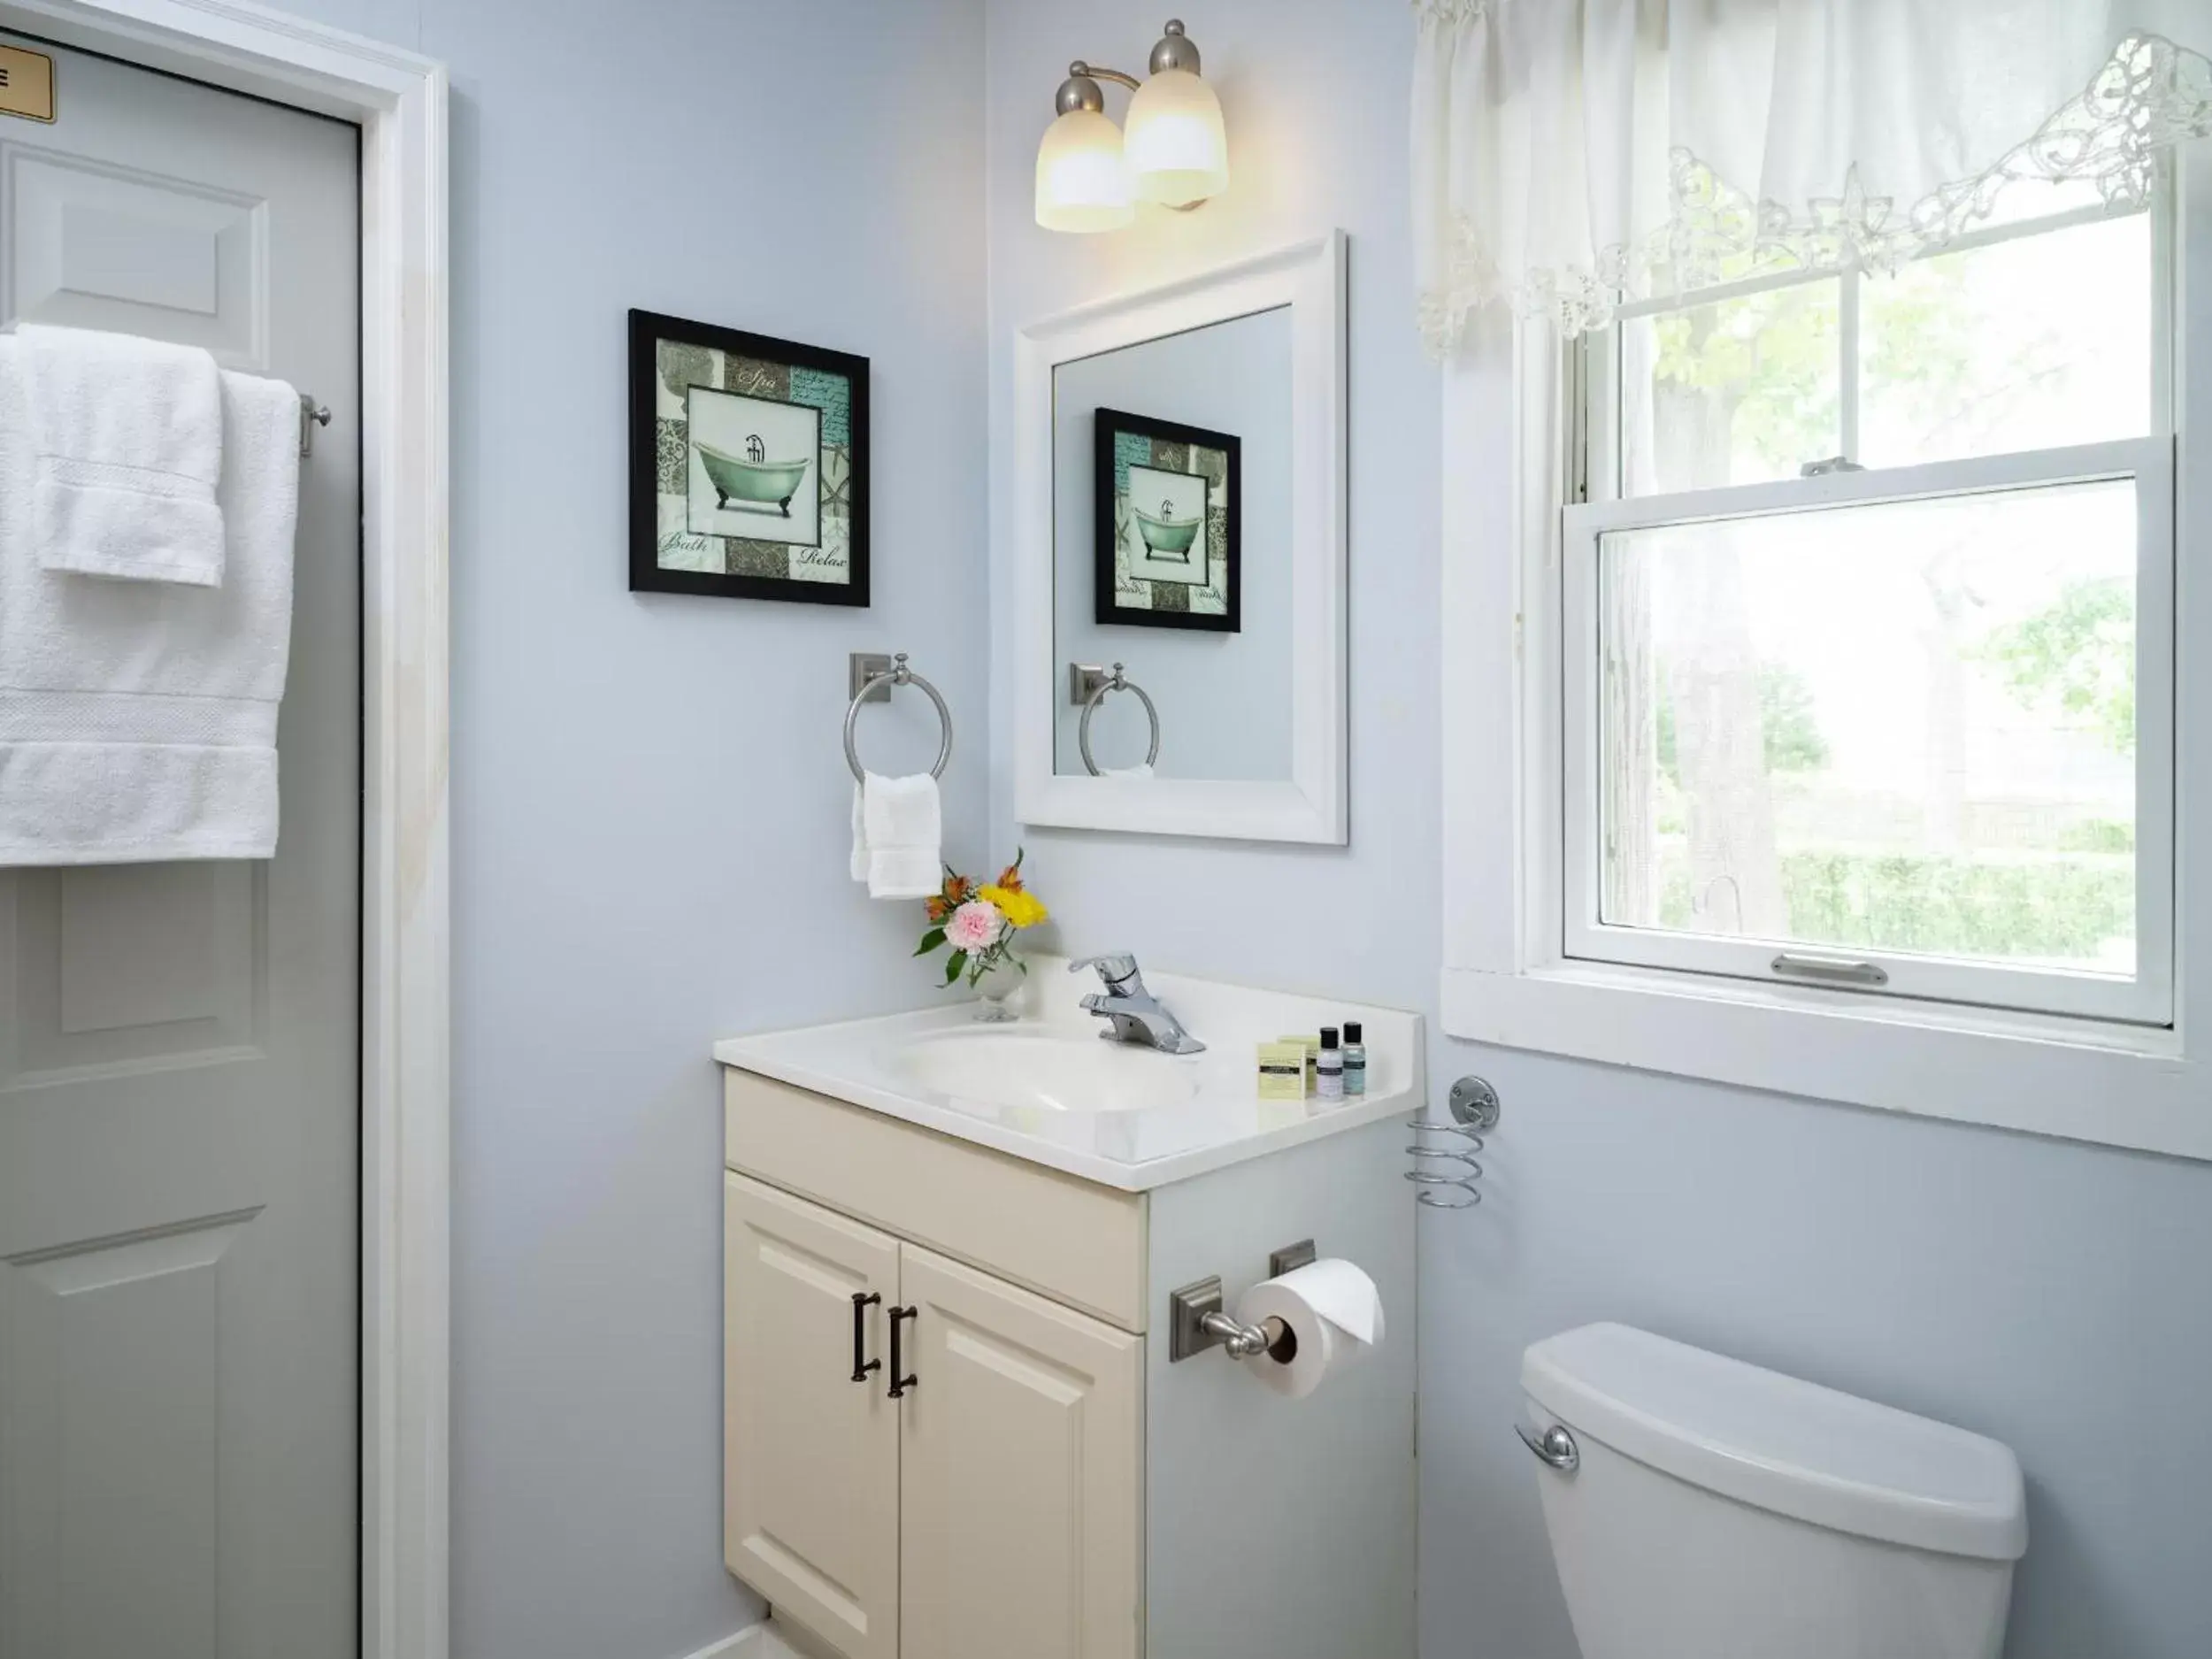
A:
[1522, 1324, 2027, 1659]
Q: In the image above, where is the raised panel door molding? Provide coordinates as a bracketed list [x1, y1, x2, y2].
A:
[0, 863, 266, 1089]
[1, 142, 269, 364]
[897, 1242, 1141, 1659]
[724, 1174, 901, 1659]
[0, 1207, 259, 1659]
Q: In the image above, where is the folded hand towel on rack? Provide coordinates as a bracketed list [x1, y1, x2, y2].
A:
[19, 323, 228, 587]
[0, 344, 302, 864]
[856, 772, 941, 900]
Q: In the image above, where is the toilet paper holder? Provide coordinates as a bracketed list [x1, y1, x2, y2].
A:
[1167, 1239, 1315, 1363]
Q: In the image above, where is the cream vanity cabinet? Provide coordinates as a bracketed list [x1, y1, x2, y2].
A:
[724, 1171, 1141, 1659]
[718, 1053, 1416, 1659]
[723, 1071, 1148, 1659]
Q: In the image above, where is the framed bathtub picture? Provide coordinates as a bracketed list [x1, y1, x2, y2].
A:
[628, 309, 869, 605]
[1092, 406, 1239, 633]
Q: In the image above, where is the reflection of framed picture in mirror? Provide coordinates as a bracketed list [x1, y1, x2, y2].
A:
[1092, 406, 1240, 633]
[628, 308, 870, 605]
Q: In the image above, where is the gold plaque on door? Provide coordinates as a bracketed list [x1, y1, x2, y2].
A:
[0, 45, 56, 123]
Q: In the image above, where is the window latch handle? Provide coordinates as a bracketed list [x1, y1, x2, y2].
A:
[1800, 455, 1866, 477]
[1771, 952, 1889, 987]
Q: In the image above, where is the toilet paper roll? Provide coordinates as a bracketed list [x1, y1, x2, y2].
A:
[1233, 1258, 1385, 1400]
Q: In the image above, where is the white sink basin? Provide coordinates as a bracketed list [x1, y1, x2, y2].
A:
[894, 1030, 1202, 1115]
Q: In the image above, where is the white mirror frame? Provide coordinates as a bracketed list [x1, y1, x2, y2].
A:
[1012, 230, 1348, 843]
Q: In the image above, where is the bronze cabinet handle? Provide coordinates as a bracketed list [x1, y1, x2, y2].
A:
[887, 1305, 919, 1398]
[849, 1292, 881, 1384]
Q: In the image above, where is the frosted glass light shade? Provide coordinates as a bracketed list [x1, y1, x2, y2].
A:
[1123, 68, 1227, 206]
[1036, 108, 1133, 233]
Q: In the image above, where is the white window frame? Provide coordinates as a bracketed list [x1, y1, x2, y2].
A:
[1440, 140, 2212, 1163]
[1562, 439, 2175, 1026]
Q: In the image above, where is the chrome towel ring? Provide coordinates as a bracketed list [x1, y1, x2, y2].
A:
[1078, 662, 1161, 777]
[844, 651, 953, 782]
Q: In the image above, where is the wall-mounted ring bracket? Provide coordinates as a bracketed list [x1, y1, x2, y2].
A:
[850, 651, 895, 704]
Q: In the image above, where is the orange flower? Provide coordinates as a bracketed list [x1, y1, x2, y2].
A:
[925, 896, 949, 924]
[995, 864, 1024, 893]
[942, 874, 973, 905]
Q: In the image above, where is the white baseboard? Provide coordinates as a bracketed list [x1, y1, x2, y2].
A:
[666, 1614, 827, 1659]
[669, 1625, 764, 1659]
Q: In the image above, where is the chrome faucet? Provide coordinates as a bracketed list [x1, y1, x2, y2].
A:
[1071, 953, 1206, 1056]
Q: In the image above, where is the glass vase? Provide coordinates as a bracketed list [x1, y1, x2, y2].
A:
[970, 952, 1025, 1022]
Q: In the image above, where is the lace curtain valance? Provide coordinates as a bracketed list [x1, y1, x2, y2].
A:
[1411, 0, 2212, 353]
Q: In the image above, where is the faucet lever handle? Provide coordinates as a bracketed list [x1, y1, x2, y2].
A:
[1070, 952, 1141, 988]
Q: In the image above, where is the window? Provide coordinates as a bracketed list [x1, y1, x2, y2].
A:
[1560, 187, 2174, 1025]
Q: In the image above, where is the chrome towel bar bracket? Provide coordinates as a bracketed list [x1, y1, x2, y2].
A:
[298, 391, 331, 458]
[844, 651, 953, 782]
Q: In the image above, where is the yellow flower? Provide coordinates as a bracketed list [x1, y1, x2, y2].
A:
[979, 884, 1048, 929]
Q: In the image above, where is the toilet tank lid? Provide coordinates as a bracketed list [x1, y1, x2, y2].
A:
[1522, 1324, 2027, 1562]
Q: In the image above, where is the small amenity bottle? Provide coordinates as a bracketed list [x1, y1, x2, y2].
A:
[1317, 1026, 1345, 1101]
[1342, 1021, 1367, 1096]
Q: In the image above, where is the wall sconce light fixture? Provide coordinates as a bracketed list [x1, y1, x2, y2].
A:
[1034, 19, 1228, 234]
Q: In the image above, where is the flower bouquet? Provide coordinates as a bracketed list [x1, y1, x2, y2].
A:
[916, 849, 1049, 1019]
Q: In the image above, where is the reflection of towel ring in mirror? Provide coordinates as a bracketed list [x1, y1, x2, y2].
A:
[845, 652, 953, 782]
[1078, 662, 1161, 777]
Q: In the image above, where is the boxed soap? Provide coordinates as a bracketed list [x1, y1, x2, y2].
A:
[1256, 1041, 1308, 1101]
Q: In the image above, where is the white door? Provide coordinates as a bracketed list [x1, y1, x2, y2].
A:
[898, 1243, 1142, 1659]
[724, 1174, 902, 1659]
[0, 34, 362, 1659]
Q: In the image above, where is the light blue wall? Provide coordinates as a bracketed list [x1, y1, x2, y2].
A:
[269, 3, 990, 1656]
[985, 4, 2212, 1658]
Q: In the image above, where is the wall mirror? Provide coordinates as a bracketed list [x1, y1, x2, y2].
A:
[1013, 232, 1347, 842]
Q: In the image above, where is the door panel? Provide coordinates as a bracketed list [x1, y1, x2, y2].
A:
[899, 1244, 1142, 1659]
[4, 142, 268, 357]
[0, 33, 361, 1659]
[725, 1174, 901, 1659]
[0, 1210, 257, 1659]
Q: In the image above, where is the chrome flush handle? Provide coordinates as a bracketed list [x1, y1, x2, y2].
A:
[1516, 1422, 1580, 1473]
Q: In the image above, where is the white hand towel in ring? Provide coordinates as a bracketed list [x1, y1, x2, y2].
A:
[859, 771, 941, 900]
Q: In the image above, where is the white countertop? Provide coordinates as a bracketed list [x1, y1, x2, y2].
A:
[712, 956, 1425, 1191]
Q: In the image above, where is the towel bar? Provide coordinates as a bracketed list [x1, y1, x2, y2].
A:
[844, 652, 952, 782]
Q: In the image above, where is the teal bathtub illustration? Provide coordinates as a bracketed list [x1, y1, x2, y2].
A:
[697, 440, 812, 518]
[1134, 505, 1202, 557]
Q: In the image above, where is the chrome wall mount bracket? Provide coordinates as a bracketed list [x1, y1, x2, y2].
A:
[1269, 1238, 1316, 1278]
[1168, 1237, 1315, 1363]
[849, 651, 895, 703]
[1449, 1075, 1502, 1129]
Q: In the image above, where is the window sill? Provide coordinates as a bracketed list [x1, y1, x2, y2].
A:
[1440, 960, 2208, 1162]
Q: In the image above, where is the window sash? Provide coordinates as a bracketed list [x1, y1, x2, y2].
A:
[1577, 181, 2174, 507]
[1558, 436, 2177, 1026]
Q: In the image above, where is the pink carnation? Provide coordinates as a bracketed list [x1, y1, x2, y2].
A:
[945, 900, 1003, 953]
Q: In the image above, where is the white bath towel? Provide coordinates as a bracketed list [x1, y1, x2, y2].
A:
[0, 343, 301, 864]
[856, 772, 941, 900]
[20, 323, 228, 586]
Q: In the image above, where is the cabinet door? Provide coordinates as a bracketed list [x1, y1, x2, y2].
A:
[725, 1173, 901, 1659]
[897, 1243, 1142, 1659]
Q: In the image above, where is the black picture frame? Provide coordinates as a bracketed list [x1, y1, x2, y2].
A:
[627, 308, 871, 606]
[1092, 406, 1241, 634]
